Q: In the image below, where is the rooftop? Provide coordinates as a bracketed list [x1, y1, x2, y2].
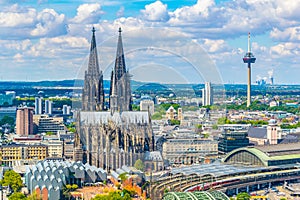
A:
[170, 163, 267, 177]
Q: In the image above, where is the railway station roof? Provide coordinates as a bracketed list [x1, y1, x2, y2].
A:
[163, 191, 230, 200]
[170, 163, 266, 177]
[223, 142, 300, 166]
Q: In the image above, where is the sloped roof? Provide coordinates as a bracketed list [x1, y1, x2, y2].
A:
[248, 127, 267, 139]
[80, 111, 149, 125]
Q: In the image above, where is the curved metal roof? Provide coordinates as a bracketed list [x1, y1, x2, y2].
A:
[223, 145, 300, 166]
[163, 191, 230, 200]
[170, 163, 265, 177]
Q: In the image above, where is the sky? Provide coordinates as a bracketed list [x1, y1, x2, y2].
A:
[0, 0, 300, 84]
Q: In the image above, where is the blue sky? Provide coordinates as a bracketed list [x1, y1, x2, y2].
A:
[0, 0, 300, 84]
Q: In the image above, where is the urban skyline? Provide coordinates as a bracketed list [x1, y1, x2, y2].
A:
[0, 0, 300, 84]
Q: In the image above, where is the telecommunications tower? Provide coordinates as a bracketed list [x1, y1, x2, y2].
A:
[243, 33, 256, 107]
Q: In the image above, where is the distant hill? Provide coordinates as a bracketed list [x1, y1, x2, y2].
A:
[1, 80, 300, 97]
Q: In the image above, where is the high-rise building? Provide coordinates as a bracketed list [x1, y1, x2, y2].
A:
[16, 107, 34, 136]
[202, 82, 213, 106]
[34, 97, 43, 114]
[44, 100, 52, 115]
[218, 126, 250, 154]
[33, 114, 66, 134]
[62, 105, 71, 115]
[78, 27, 154, 171]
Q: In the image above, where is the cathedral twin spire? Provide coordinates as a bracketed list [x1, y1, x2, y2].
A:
[82, 27, 132, 113]
[87, 27, 100, 76]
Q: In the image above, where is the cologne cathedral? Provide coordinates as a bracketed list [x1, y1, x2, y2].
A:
[77, 27, 154, 171]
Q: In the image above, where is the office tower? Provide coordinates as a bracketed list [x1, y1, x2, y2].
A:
[202, 82, 213, 106]
[62, 105, 71, 115]
[201, 88, 205, 106]
[205, 82, 213, 106]
[44, 100, 52, 115]
[243, 33, 256, 107]
[16, 107, 34, 136]
[33, 115, 66, 134]
[218, 125, 250, 154]
[35, 97, 43, 114]
[268, 69, 274, 85]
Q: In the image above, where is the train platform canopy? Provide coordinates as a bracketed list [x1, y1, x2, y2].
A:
[163, 191, 230, 200]
[170, 163, 267, 177]
[223, 142, 300, 167]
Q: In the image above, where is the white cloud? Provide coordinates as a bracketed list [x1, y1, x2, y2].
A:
[25, 36, 89, 58]
[270, 27, 300, 42]
[13, 53, 24, 62]
[202, 39, 226, 53]
[275, 1, 300, 20]
[0, 5, 67, 39]
[71, 3, 104, 24]
[30, 9, 66, 37]
[169, 0, 215, 26]
[0, 5, 36, 27]
[140, 1, 169, 22]
[4, 39, 31, 51]
[270, 44, 292, 56]
[116, 6, 124, 17]
[1, 0, 300, 83]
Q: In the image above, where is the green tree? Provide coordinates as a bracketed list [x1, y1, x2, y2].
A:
[169, 119, 180, 125]
[27, 191, 42, 200]
[1, 170, 23, 192]
[45, 132, 54, 136]
[62, 184, 78, 199]
[217, 117, 231, 125]
[131, 105, 140, 111]
[92, 191, 132, 200]
[202, 133, 209, 138]
[118, 172, 129, 183]
[134, 159, 145, 171]
[8, 192, 27, 200]
[236, 192, 250, 200]
[151, 112, 162, 120]
[212, 124, 218, 130]
[0, 116, 15, 126]
[160, 103, 180, 111]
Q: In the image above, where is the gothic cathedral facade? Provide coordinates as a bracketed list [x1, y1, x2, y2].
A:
[77, 27, 154, 171]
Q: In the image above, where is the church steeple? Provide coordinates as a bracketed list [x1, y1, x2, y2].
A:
[114, 27, 126, 81]
[82, 27, 105, 111]
[88, 27, 100, 76]
[109, 27, 132, 113]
